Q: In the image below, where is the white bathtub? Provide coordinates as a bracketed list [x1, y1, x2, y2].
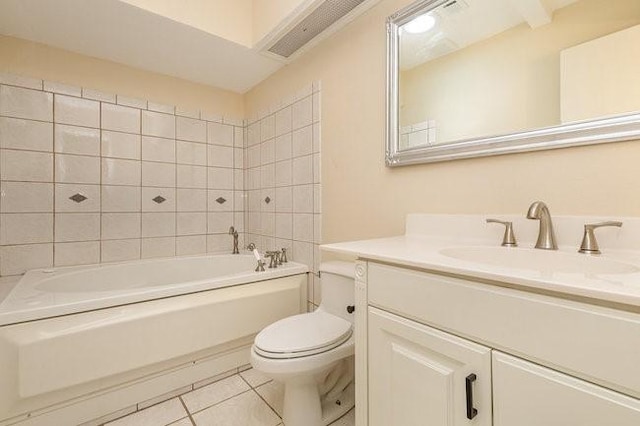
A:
[0, 254, 307, 326]
[0, 254, 308, 425]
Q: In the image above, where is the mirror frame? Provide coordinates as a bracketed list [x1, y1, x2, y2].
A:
[386, 0, 640, 167]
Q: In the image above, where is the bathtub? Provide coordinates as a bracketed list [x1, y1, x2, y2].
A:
[0, 254, 308, 425]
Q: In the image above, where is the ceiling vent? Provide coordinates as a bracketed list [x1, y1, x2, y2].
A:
[265, 0, 369, 59]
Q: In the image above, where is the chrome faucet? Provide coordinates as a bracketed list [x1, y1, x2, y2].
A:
[526, 201, 558, 250]
[228, 226, 239, 254]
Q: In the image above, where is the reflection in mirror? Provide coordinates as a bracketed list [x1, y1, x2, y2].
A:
[393, 0, 640, 154]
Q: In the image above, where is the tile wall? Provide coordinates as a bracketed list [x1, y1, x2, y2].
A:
[244, 83, 322, 309]
[0, 73, 245, 276]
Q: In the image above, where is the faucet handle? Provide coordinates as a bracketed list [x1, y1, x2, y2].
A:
[579, 221, 623, 254]
[486, 219, 517, 247]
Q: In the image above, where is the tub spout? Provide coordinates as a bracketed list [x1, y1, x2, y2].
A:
[229, 226, 239, 254]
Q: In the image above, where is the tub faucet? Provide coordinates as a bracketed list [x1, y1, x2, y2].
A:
[228, 227, 239, 254]
[526, 201, 558, 250]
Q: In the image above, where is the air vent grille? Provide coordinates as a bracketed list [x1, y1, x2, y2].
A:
[268, 0, 366, 58]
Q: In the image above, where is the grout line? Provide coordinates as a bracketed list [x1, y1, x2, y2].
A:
[178, 396, 197, 426]
[252, 387, 282, 420]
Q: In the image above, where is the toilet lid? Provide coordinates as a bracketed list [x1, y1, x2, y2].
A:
[254, 312, 353, 359]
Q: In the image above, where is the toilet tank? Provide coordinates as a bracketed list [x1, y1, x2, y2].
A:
[318, 261, 355, 322]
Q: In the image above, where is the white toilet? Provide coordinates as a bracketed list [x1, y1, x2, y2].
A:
[251, 261, 356, 426]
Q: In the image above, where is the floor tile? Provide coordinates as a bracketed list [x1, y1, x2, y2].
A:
[105, 398, 187, 426]
[192, 390, 281, 426]
[255, 381, 284, 417]
[240, 368, 272, 388]
[181, 374, 250, 414]
[168, 418, 194, 426]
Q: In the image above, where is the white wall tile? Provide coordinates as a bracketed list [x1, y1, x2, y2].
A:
[117, 95, 147, 109]
[102, 131, 141, 160]
[247, 145, 260, 169]
[207, 122, 234, 147]
[234, 169, 244, 190]
[55, 154, 100, 184]
[208, 145, 233, 168]
[177, 140, 207, 165]
[55, 184, 100, 212]
[274, 134, 292, 161]
[102, 185, 141, 212]
[177, 188, 207, 212]
[207, 167, 234, 190]
[234, 126, 244, 148]
[233, 147, 244, 169]
[55, 125, 100, 156]
[147, 102, 175, 114]
[142, 187, 175, 212]
[82, 88, 115, 103]
[142, 237, 176, 258]
[275, 213, 292, 239]
[142, 162, 176, 187]
[262, 213, 275, 236]
[177, 165, 207, 188]
[292, 240, 313, 269]
[261, 139, 275, 165]
[142, 212, 176, 237]
[177, 212, 207, 235]
[102, 158, 141, 186]
[313, 153, 321, 183]
[292, 155, 313, 185]
[176, 107, 199, 119]
[102, 213, 141, 240]
[260, 164, 275, 188]
[0, 73, 42, 90]
[292, 96, 312, 130]
[55, 213, 100, 242]
[314, 214, 322, 244]
[292, 126, 313, 158]
[0, 213, 53, 244]
[0, 244, 52, 276]
[0, 117, 53, 151]
[142, 136, 175, 162]
[142, 110, 175, 138]
[0, 86, 52, 121]
[55, 241, 100, 266]
[176, 117, 206, 143]
[54, 95, 100, 128]
[275, 106, 292, 137]
[102, 103, 140, 133]
[207, 233, 231, 253]
[247, 122, 260, 146]
[275, 187, 292, 213]
[44, 81, 81, 96]
[293, 213, 313, 242]
[0, 149, 53, 182]
[293, 184, 314, 213]
[313, 122, 321, 153]
[207, 212, 233, 234]
[275, 160, 292, 187]
[101, 239, 141, 262]
[312, 91, 321, 123]
[1, 182, 53, 213]
[260, 115, 275, 141]
[313, 184, 321, 213]
[176, 235, 206, 255]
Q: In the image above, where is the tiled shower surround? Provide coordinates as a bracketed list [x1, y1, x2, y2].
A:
[0, 73, 322, 308]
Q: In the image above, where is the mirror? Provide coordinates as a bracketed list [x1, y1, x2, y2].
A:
[386, 0, 640, 166]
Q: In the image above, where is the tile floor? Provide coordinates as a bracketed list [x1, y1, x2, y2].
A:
[103, 368, 355, 426]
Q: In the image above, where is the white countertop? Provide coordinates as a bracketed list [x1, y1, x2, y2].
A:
[322, 214, 640, 309]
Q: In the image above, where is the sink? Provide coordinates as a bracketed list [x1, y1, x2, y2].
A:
[439, 247, 639, 275]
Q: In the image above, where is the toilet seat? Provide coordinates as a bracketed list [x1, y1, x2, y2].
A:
[254, 312, 353, 359]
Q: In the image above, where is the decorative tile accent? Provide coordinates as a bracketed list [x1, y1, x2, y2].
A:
[264, 196, 271, 204]
[153, 196, 167, 204]
[216, 197, 227, 204]
[69, 193, 88, 203]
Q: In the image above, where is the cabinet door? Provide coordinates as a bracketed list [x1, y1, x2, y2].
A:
[493, 351, 640, 426]
[368, 307, 492, 426]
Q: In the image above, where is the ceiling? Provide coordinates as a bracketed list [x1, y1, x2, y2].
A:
[400, 0, 580, 70]
[0, 0, 284, 93]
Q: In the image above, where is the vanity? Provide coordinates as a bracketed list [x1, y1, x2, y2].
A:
[323, 213, 640, 426]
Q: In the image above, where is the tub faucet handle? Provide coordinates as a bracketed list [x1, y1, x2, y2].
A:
[281, 248, 288, 263]
[486, 219, 517, 247]
[579, 221, 623, 255]
[265, 251, 278, 269]
[247, 243, 256, 251]
[255, 259, 266, 272]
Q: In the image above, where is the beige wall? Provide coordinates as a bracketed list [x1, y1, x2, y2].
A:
[245, 0, 640, 244]
[0, 35, 244, 119]
[400, 0, 640, 144]
[120, 0, 253, 47]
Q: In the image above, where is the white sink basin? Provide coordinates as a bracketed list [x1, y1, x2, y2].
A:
[439, 247, 639, 275]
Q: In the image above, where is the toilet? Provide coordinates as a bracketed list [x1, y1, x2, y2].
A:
[251, 261, 356, 426]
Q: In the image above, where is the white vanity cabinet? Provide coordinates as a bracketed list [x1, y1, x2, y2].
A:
[358, 261, 640, 426]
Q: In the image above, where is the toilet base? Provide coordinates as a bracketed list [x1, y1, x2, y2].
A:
[282, 378, 355, 426]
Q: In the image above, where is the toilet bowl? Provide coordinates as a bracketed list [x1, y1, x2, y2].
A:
[251, 261, 356, 426]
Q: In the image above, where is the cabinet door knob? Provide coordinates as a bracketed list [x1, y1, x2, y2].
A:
[346, 305, 355, 314]
[465, 373, 478, 420]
